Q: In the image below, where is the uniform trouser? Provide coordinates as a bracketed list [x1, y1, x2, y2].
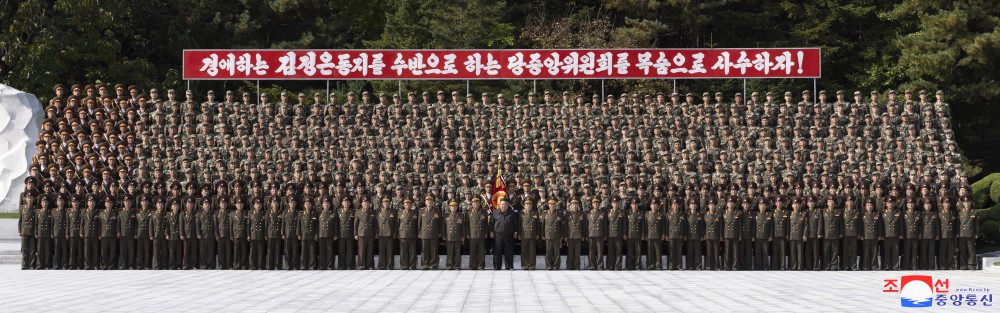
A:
[607, 238, 623, 270]
[546, 239, 563, 270]
[771, 238, 787, 270]
[200, 238, 216, 269]
[53, 237, 67, 269]
[69, 237, 83, 269]
[668, 239, 684, 270]
[754, 239, 770, 270]
[217, 237, 232, 269]
[119, 237, 135, 269]
[521, 239, 537, 270]
[645, 239, 662, 270]
[137, 237, 151, 269]
[958, 237, 976, 270]
[234, 238, 249, 269]
[882, 238, 900, 270]
[446, 241, 461, 269]
[284, 237, 300, 270]
[587, 238, 605, 270]
[183, 238, 198, 269]
[468, 238, 485, 269]
[823, 238, 839, 270]
[625, 238, 642, 270]
[378, 237, 395, 270]
[919, 239, 936, 270]
[100, 237, 115, 270]
[249, 239, 265, 269]
[686, 239, 702, 270]
[493, 235, 514, 270]
[420, 238, 438, 270]
[806, 238, 821, 270]
[21, 235, 36, 269]
[862, 239, 879, 270]
[789, 240, 804, 270]
[938, 238, 956, 270]
[724, 238, 739, 270]
[152, 238, 168, 269]
[566, 239, 581, 270]
[267, 238, 282, 270]
[705, 239, 720, 270]
[902, 238, 919, 270]
[37, 236, 52, 269]
[358, 237, 375, 269]
[842, 237, 858, 270]
[739, 239, 753, 270]
[85, 237, 100, 269]
[300, 239, 316, 270]
[399, 238, 417, 269]
[169, 240, 183, 269]
[338, 238, 356, 269]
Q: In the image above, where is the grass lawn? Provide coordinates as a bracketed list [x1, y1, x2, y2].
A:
[0, 213, 18, 219]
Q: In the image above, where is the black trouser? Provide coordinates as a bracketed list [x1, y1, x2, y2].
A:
[301, 239, 316, 270]
[251, 239, 267, 270]
[338, 238, 356, 270]
[686, 239, 701, 270]
[169, 240, 183, 269]
[267, 238, 282, 270]
[546, 239, 563, 270]
[959, 237, 975, 270]
[21, 235, 37, 269]
[705, 239, 720, 270]
[100, 237, 115, 270]
[520, 239, 537, 270]
[587, 238, 604, 270]
[493, 234, 514, 270]
[902, 238, 919, 270]
[862, 239, 879, 270]
[754, 239, 769, 270]
[918, 239, 935, 270]
[199, 238, 216, 269]
[842, 237, 858, 270]
[69, 237, 83, 269]
[606, 237, 623, 270]
[399, 238, 416, 270]
[85, 237, 100, 269]
[420, 238, 438, 270]
[37, 236, 52, 269]
[378, 237, 394, 270]
[152, 238, 168, 269]
[119, 237, 135, 269]
[938, 238, 955, 270]
[644, 239, 662, 270]
[566, 238, 581, 270]
[771, 238, 787, 270]
[284, 237, 300, 270]
[446, 241, 461, 269]
[724, 238, 739, 270]
[183, 238, 198, 269]
[806, 238, 821, 270]
[234, 238, 249, 269]
[137, 237, 151, 269]
[53, 236, 67, 269]
[357, 237, 375, 270]
[668, 239, 683, 270]
[468, 238, 485, 270]
[217, 237, 232, 269]
[625, 238, 641, 270]
[823, 238, 839, 270]
[882, 238, 900, 270]
[790, 240, 804, 270]
[739, 239, 753, 270]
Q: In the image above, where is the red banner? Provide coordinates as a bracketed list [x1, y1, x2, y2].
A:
[183, 48, 821, 80]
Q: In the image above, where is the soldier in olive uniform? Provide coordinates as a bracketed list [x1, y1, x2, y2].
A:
[248, 197, 267, 270]
[703, 199, 722, 270]
[754, 199, 772, 270]
[136, 197, 153, 269]
[789, 197, 808, 271]
[317, 197, 336, 270]
[804, 196, 823, 271]
[860, 198, 881, 270]
[52, 195, 69, 269]
[181, 197, 199, 270]
[337, 197, 356, 270]
[625, 199, 645, 270]
[606, 198, 625, 270]
[266, 196, 284, 270]
[35, 196, 53, 269]
[67, 196, 84, 269]
[376, 197, 397, 270]
[739, 198, 755, 270]
[771, 196, 790, 270]
[644, 200, 665, 270]
[543, 199, 565, 270]
[685, 198, 703, 271]
[881, 197, 902, 270]
[821, 196, 842, 270]
[520, 199, 540, 270]
[957, 196, 978, 270]
[355, 197, 377, 270]
[197, 198, 217, 269]
[398, 198, 419, 270]
[565, 199, 585, 270]
[722, 196, 741, 270]
[82, 195, 101, 270]
[231, 197, 250, 270]
[168, 199, 184, 270]
[841, 196, 861, 271]
[444, 200, 466, 270]
[117, 197, 137, 269]
[282, 196, 301, 270]
[215, 197, 233, 270]
[586, 198, 605, 270]
[902, 197, 921, 270]
[150, 197, 169, 269]
[19, 193, 38, 269]
[467, 197, 490, 270]
[665, 198, 686, 270]
[418, 195, 443, 270]
[938, 198, 957, 270]
[918, 198, 938, 270]
[299, 199, 318, 270]
[99, 197, 118, 270]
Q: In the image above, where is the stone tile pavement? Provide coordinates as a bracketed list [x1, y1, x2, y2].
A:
[0, 265, 997, 312]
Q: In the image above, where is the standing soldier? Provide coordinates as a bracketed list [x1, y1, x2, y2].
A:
[316, 197, 335, 270]
[881, 197, 903, 271]
[376, 197, 397, 270]
[723, 196, 741, 270]
[565, 199, 585, 270]
[754, 198, 772, 270]
[215, 197, 233, 270]
[82, 195, 101, 270]
[860, 198, 881, 270]
[703, 199, 722, 270]
[739, 197, 755, 270]
[232, 197, 250, 270]
[902, 197, 922, 270]
[586, 198, 605, 270]
[52, 195, 69, 270]
[150, 197, 169, 270]
[805, 196, 823, 271]
[842, 196, 861, 271]
[355, 197, 376, 270]
[282, 197, 301, 270]
[167, 199, 183, 270]
[136, 196, 153, 269]
[644, 200, 665, 270]
[665, 198, 685, 270]
[467, 197, 490, 270]
[771, 196, 790, 270]
[938, 198, 957, 270]
[418, 195, 442, 270]
[118, 197, 137, 269]
[249, 197, 268, 270]
[822, 196, 842, 270]
[181, 197, 199, 270]
[299, 199, 318, 270]
[19, 193, 38, 270]
[788, 197, 807, 271]
[35, 196, 53, 269]
[625, 199, 644, 270]
[443, 200, 465, 270]
[606, 197, 626, 270]
[543, 199, 565, 270]
[397, 198, 418, 270]
[685, 198, 703, 271]
[519, 199, 540, 270]
[99, 196, 118, 270]
[919, 198, 938, 270]
[67, 195, 84, 270]
[197, 198, 217, 269]
[337, 197, 356, 270]
[957, 196, 978, 270]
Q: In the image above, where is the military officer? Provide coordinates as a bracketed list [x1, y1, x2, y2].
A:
[841, 196, 861, 271]
[606, 197, 626, 270]
[860, 198, 881, 270]
[722, 196, 741, 270]
[586, 198, 605, 270]
[67, 195, 84, 270]
[703, 198, 722, 270]
[167, 199, 184, 270]
[918, 198, 938, 270]
[99, 196, 118, 270]
[938, 198, 957, 270]
[665, 198, 685, 270]
[355, 197, 376, 270]
[804, 196, 823, 271]
[117, 196, 137, 269]
[82, 195, 101, 270]
[398, 198, 419, 270]
[317, 196, 336, 270]
[135, 196, 153, 269]
[150, 196, 169, 269]
[771, 196, 790, 270]
[643, 199, 665, 270]
[519, 199, 540, 270]
[957, 196, 978, 270]
[418, 195, 442, 270]
[215, 196, 233, 270]
[52, 195, 69, 269]
[542, 199, 565, 270]
[881, 197, 902, 271]
[197, 198, 217, 269]
[467, 197, 490, 270]
[788, 197, 807, 271]
[821, 196, 842, 271]
[265, 196, 284, 270]
[248, 197, 267, 270]
[35, 196, 54, 269]
[443, 200, 465, 270]
[754, 198, 772, 270]
[376, 196, 397, 270]
[299, 199, 318, 270]
[19, 193, 38, 269]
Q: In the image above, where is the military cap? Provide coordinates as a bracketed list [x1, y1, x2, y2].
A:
[497, 93, 505, 98]
[888, 90, 896, 95]
[819, 90, 826, 95]
[424, 194, 434, 201]
[870, 90, 878, 95]
[114, 83, 125, 90]
[547, 199, 558, 204]
[734, 93, 742, 97]
[448, 199, 459, 206]
[936, 90, 944, 95]
[702, 92, 710, 97]
[784, 91, 792, 96]
[751, 91, 759, 96]
[471, 197, 481, 203]
[514, 94, 521, 98]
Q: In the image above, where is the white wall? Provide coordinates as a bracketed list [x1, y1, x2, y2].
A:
[0, 83, 42, 213]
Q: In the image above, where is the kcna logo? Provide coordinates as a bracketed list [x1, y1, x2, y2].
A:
[883, 275, 948, 308]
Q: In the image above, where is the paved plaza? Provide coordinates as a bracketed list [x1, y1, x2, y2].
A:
[0, 263, 997, 312]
